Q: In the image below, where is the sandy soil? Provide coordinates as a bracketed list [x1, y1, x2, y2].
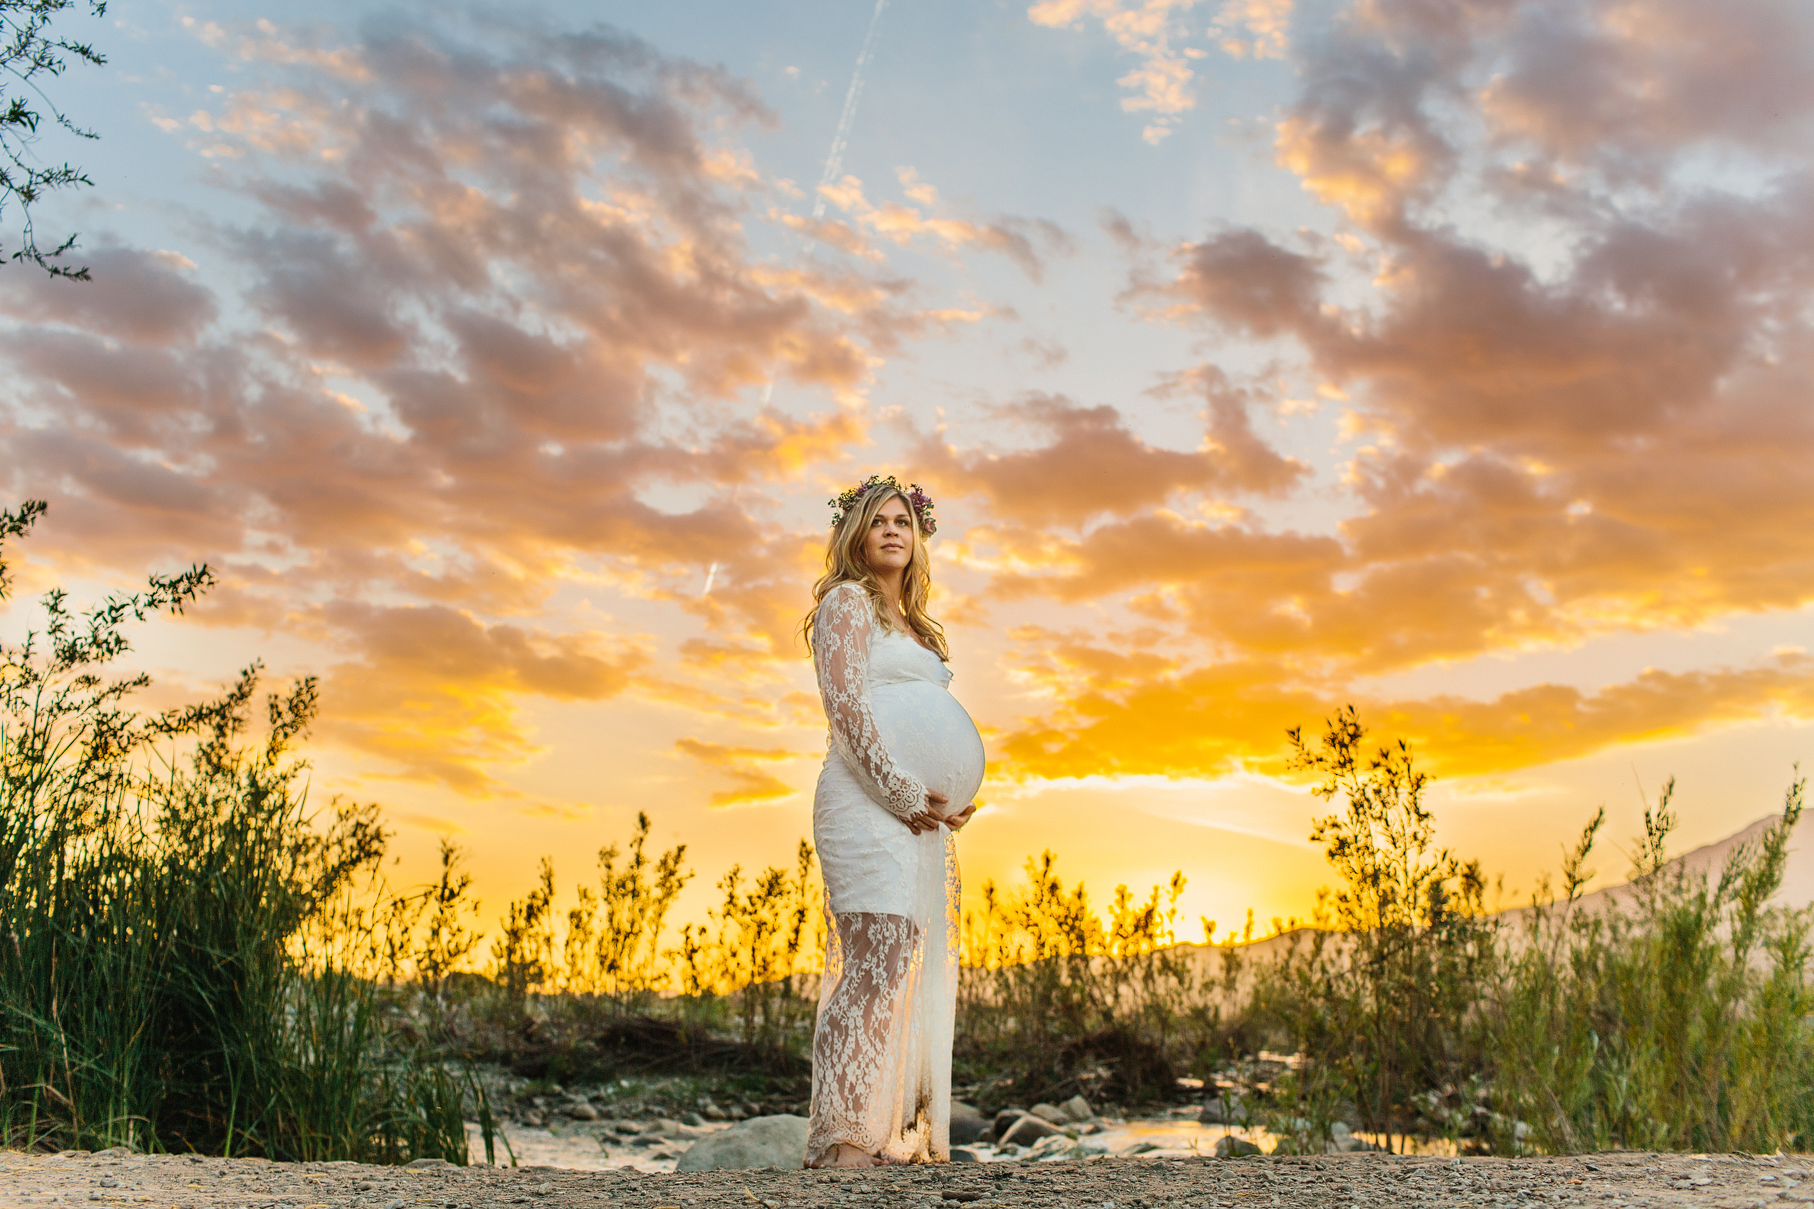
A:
[0, 1147, 1802, 1209]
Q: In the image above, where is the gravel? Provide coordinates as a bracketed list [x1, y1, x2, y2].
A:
[0, 1147, 1799, 1208]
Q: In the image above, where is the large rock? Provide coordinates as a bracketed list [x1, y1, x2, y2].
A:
[992, 1109, 1025, 1141]
[949, 1101, 987, 1145]
[1328, 1122, 1379, 1153]
[675, 1115, 809, 1172]
[1059, 1095, 1093, 1123]
[1198, 1094, 1246, 1125]
[1215, 1135, 1262, 1158]
[1029, 1102, 1068, 1125]
[999, 1114, 1065, 1147]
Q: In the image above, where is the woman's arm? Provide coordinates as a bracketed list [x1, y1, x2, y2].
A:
[814, 585, 933, 824]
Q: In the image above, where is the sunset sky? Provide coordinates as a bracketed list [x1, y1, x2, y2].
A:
[4, 0, 1813, 943]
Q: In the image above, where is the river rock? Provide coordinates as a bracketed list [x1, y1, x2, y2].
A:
[1030, 1103, 1068, 1125]
[993, 1109, 1025, 1140]
[1329, 1122, 1380, 1153]
[675, 1114, 810, 1172]
[1199, 1094, 1246, 1125]
[1000, 1114, 1064, 1147]
[567, 1102, 600, 1121]
[1216, 1135, 1262, 1158]
[950, 1101, 987, 1145]
[1059, 1095, 1093, 1123]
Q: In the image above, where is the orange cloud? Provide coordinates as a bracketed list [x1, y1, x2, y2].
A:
[0, 246, 215, 345]
[1107, 1, 1814, 673]
[1027, 0, 1292, 140]
[674, 737, 810, 807]
[1477, 0, 1814, 178]
[1028, 0, 1210, 143]
[0, 11, 1031, 790]
[997, 630, 1814, 782]
[808, 172, 1072, 281]
[398, 813, 467, 834]
[312, 603, 649, 795]
[915, 386, 1305, 526]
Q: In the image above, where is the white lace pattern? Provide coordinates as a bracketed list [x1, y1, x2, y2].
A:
[806, 582, 975, 1166]
[812, 584, 928, 821]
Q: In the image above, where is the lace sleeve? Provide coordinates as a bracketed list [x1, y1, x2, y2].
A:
[813, 585, 927, 821]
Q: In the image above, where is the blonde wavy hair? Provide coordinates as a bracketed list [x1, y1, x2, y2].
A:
[802, 484, 949, 661]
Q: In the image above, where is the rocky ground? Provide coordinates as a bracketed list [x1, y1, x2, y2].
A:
[0, 1147, 1803, 1208]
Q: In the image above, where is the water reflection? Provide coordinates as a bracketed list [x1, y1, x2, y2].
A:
[461, 1116, 1460, 1171]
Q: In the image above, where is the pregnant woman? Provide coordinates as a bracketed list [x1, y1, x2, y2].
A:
[801, 475, 985, 1169]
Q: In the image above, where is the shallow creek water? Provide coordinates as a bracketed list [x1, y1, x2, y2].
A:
[462, 1117, 1306, 1172]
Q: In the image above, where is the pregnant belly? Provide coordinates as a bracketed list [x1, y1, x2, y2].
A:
[870, 681, 986, 812]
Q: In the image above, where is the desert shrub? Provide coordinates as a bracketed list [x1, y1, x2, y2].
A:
[566, 813, 692, 1015]
[1253, 711, 1812, 1157]
[955, 853, 1236, 1104]
[471, 826, 822, 1074]
[697, 840, 823, 1053]
[1490, 775, 1813, 1153]
[1257, 707, 1499, 1153]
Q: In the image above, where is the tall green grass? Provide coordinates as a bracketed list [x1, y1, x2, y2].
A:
[0, 502, 495, 1161]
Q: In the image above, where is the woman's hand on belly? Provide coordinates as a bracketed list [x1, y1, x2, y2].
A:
[940, 801, 978, 832]
[904, 789, 948, 835]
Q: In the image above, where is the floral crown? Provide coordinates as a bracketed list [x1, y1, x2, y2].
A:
[828, 474, 937, 537]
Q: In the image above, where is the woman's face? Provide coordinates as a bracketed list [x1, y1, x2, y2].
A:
[862, 495, 915, 578]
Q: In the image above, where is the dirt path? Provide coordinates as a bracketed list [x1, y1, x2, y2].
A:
[0, 1147, 1797, 1208]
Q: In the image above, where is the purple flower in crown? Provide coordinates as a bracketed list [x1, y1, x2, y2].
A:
[828, 474, 937, 536]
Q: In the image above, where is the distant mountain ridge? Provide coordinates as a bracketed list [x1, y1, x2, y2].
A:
[1550, 812, 1809, 919]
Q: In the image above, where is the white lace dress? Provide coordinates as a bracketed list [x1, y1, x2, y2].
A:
[806, 582, 985, 1166]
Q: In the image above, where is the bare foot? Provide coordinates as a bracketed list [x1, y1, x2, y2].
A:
[811, 1143, 880, 1168]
